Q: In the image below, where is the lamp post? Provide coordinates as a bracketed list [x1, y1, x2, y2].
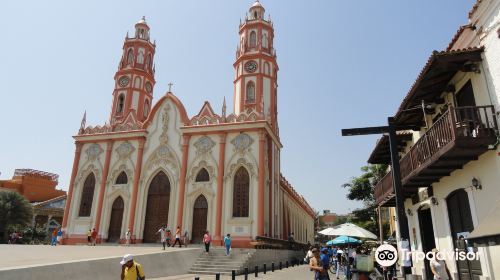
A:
[342, 116, 412, 276]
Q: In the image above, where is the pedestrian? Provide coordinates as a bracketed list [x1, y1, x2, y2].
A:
[125, 229, 131, 246]
[430, 249, 451, 280]
[172, 226, 182, 247]
[224, 233, 232, 256]
[120, 254, 145, 280]
[183, 229, 189, 247]
[156, 226, 167, 250]
[91, 228, 97, 246]
[166, 229, 172, 247]
[320, 247, 331, 280]
[304, 246, 313, 264]
[203, 230, 211, 254]
[56, 227, 63, 245]
[310, 248, 329, 280]
[288, 232, 295, 250]
[51, 229, 57, 246]
[335, 248, 344, 279]
[87, 229, 92, 246]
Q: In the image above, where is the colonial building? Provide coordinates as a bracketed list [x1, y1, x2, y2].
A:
[0, 169, 66, 202]
[371, 0, 500, 279]
[62, 1, 315, 247]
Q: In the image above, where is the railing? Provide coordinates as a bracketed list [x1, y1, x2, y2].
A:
[374, 171, 394, 205]
[399, 105, 497, 180]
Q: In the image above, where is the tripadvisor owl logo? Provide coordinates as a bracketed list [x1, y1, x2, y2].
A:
[375, 244, 398, 266]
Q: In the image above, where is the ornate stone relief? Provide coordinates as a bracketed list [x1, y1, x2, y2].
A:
[85, 144, 103, 162]
[224, 158, 255, 180]
[76, 164, 101, 186]
[145, 145, 179, 176]
[231, 133, 254, 154]
[188, 160, 215, 182]
[159, 106, 170, 145]
[115, 141, 135, 161]
[194, 136, 215, 155]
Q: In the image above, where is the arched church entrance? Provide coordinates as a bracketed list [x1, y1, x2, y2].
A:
[107, 196, 124, 242]
[143, 171, 171, 243]
[191, 195, 208, 243]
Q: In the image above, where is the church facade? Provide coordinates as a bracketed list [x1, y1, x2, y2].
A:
[62, 1, 315, 247]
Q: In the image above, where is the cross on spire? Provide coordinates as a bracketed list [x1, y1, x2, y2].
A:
[168, 82, 173, 92]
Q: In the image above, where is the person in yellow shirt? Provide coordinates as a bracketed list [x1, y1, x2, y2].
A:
[120, 254, 145, 280]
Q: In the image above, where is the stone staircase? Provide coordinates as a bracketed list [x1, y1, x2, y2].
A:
[188, 247, 256, 275]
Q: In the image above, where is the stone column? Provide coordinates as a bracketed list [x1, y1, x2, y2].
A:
[176, 135, 191, 231]
[94, 140, 113, 238]
[128, 138, 146, 239]
[62, 142, 83, 234]
[257, 131, 266, 236]
[214, 133, 227, 245]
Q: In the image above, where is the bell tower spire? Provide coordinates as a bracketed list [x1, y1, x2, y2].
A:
[110, 17, 156, 125]
[234, 1, 279, 132]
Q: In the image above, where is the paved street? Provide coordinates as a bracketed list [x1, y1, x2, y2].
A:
[0, 244, 195, 269]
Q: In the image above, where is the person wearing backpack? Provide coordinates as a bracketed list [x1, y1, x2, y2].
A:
[203, 230, 211, 254]
[120, 254, 145, 280]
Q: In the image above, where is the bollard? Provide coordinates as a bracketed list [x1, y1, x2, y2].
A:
[286, 260, 289, 268]
[216, 273, 220, 280]
[255, 265, 258, 277]
[232, 270, 236, 280]
[244, 267, 249, 280]
[272, 262, 275, 272]
[279, 261, 282, 270]
[264, 263, 267, 274]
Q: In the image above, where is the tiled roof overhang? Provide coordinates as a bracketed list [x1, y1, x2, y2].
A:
[368, 132, 413, 164]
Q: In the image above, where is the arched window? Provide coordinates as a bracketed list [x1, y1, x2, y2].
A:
[246, 81, 255, 102]
[264, 62, 270, 75]
[146, 54, 152, 69]
[233, 167, 249, 217]
[144, 99, 150, 118]
[137, 48, 145, 64]
[115, 171, 128, 184]
[195, 168, 210, 182]
[134, 77, 142, 88]
[117, 94, 125, 114]
[79, 173, 96, 217]
[249, 31, 257, 48]
[262, 34, 268, 48]
[126, 49, 134, 65]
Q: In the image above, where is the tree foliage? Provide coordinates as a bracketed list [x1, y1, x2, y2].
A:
[342, 164, 389, 238]
[0, 191, 33, 243]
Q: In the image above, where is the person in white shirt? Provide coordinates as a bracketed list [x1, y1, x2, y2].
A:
[430, 249, 451, 280]
[125, 229, 131, 246]
[156, 226, 167, 250]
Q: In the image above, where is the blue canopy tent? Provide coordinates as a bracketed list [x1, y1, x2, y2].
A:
[326, 235, 362, 246]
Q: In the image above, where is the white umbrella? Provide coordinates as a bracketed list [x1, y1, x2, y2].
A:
[319, 223, 377, 239]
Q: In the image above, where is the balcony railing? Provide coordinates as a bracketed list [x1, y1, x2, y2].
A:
[374, 171, 394, 206]
[374, 105, 498, 206]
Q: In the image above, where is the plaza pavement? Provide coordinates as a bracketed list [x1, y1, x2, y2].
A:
[0, 244, 193, 270]
[151, 265, 347, 280]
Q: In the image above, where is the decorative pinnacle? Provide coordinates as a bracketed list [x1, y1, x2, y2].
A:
[168, 82, 173, 93]
[222, 97, 227, 118]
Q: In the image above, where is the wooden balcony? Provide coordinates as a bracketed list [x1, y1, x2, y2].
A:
[375, 105, 498, 206]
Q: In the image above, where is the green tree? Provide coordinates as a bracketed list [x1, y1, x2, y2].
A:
[342, 164, 388, 238]
[0, 191, 33, 243]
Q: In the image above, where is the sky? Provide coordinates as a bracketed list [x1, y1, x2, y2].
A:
[0, 0, 475, 215]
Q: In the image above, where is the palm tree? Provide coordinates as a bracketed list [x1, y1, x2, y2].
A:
[0, 191, 33, 243]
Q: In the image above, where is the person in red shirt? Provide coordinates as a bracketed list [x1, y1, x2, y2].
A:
[203, 230, 211, 253]
[91, 228, 98, 246]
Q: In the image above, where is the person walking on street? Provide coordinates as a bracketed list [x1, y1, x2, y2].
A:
[310, 248, 329, 280]
[120, 254, 145, 280]
[320, 247, 331, 280]
[224, 233, 232, 256]
[156, 226, 167, 250]
[56, 227, 63, 245]
[87, 229, 92, 246]
[172, 226, 182, 247]
[203, 230, 211, 254]
[166, 229, 172, 247]
[183, 229, 189, 247]
[91, 228, 97, 246]
[430, 249, 451, 280]
[125, 229, 131, 246]
[51, 228, 57, 246]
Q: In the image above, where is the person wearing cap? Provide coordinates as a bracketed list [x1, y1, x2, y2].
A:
[320, 247, 331, 279]
[120, 254, 145, 280]
[430, 249, 451, 280]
